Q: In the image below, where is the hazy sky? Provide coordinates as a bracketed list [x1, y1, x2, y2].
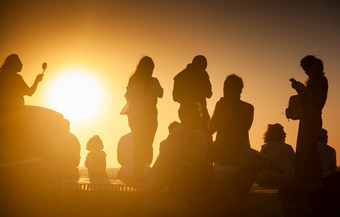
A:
[1, 0, 340, 167]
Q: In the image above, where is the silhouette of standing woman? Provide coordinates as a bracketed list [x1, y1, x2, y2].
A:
[124, 56, 163, 178]
[290, 55, 328, 185]
[0, 54, 43, 104]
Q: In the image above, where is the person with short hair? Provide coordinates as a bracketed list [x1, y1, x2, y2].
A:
[209, 74, 254, 167]
[208, 74, 257, 216]
[159, 121, 180, 154]
[173, 55, 212, 142]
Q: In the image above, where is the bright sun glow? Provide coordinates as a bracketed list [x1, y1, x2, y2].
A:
[46, 67, 105, 123]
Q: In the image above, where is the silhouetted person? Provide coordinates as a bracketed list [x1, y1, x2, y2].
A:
[85, 135, 108, 182]
[0, 54, 43, 104]
[208, 74, 257, 216]
[148, 104, 211, 198]
[51, 119, 81, 182]
[59, 120, 81, 181]
[124, 56, 163, 178]
[290, 55, 328, 185]
[256, 123, 296, 187]
[317, 129, 337, 178]
[117, 132, 152, 181]
[209, 74, 253, 167]
[159, 121, 180, 153]
[173, 55, 212, 142]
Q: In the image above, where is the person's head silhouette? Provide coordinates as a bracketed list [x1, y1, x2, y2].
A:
[300, 55, 324, 78]
[168, 121, 180, 133]
[223, 74, 243, 98]
[1, 54, 23, 73]
[192, 55, 207, 71]
[178, 103, 201, 129]
[135, 56, 154, 77]
[318, 129, 328, 144]
[263, 123, 286, 143]
[86, 135, 104, 151]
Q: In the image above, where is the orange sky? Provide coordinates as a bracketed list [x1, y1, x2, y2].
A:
[1, 0, 340, 167]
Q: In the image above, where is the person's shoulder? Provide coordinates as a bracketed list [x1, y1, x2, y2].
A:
[69, 133, 80, 143]
[120, 132, 133, 141]
[282, 143, 295, 151]
[200, 70, 210, 78]
[283, 142, 293, 148]
[240, 100, 254, 110]
[321, 75, 328, 82]
[168, 124, 185, 137]
[90, 150, 106, 157]
[118, 133, 133, 145]
[99, 150, 107, 157]
[174, 68, 187, 80]
[86, 151, 94, 158]
[13, 74, 25, 81]
[325, 143, 336, 153]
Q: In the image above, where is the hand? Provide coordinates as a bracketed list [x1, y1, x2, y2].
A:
[291, 80, 305, 92]
[35, 73, 44, 83]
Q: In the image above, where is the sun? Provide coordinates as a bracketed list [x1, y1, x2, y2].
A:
[46, 67, 105, 124]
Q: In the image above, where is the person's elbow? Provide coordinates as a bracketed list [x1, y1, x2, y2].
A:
[206, 91, 212, 99]
[25, 89, 35, 96]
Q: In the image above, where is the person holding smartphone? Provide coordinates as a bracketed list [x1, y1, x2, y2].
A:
[290, 55, 328, 185]
[0, 54, 44, 105]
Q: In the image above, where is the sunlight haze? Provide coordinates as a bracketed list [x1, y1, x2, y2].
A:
[1, 0, 339, 168]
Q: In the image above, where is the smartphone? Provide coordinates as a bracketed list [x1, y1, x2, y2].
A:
[42, 62, 47, 70]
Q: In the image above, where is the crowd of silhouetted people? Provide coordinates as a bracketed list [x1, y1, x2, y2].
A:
[0, 53, 339, 216]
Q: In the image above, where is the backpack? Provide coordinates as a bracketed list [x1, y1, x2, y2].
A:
[286, 95, 303, 120]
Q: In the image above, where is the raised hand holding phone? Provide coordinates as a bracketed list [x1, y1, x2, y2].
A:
[42, 62, 47, 74]
[290, 78, 305, 92]
[34, 62, 46, 83]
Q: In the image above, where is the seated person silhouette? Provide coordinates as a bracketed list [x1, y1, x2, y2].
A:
[208, 74, 264, 217]
[85, 135, 108, 183]
[256, 123, 296, 187]
[159, 121, 180, 154]
[209, 74, 254, 169]
[117, 132, 152, 181]
[317, 129, 337, 179]
[0, 54, 43, 104]
[57, 120, 81, 182]
[148, 103, 212, 198]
